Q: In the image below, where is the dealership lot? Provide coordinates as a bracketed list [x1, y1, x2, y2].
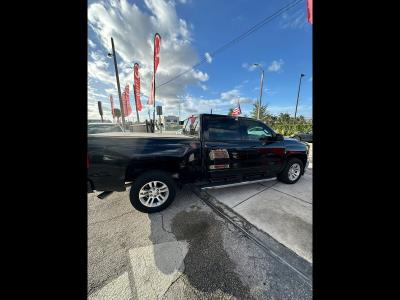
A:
[88, 188, 312, 299]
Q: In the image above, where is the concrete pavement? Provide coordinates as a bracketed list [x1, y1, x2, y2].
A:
[88, 185, 312, 299]
[203, 144, 313, 262]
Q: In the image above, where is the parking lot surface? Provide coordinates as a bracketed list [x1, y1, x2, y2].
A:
[88, 186, 312, 299]
[204, 143, 312, 262]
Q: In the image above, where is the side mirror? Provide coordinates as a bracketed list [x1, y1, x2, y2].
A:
[259, 136, 272, 142]
[275, 133, 284, 141]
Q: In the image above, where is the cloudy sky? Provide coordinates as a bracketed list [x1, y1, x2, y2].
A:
[88, 0, 312, 121]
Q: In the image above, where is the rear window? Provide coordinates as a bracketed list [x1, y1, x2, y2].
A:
[204, 116, 241, 141]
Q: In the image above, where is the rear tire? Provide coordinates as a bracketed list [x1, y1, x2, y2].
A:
[129, 171, 176, 213]
[278, 158, 304, 184]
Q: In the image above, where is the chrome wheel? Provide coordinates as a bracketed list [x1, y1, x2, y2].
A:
[288, 163, 301, 181]
[138, 181, 169, 208]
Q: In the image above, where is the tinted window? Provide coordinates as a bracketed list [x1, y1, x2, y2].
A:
[205, 116, 240, 141]
[240, 119, 273, 141]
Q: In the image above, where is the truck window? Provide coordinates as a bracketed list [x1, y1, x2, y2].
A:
[182, 115, 200, 137]
[240, 119, 273, 141]
[204, 116, 241, 141]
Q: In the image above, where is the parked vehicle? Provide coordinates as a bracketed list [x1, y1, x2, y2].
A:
[88, 123, 124, 134]
[88, 114, 309, 213]
[291, 131, 312, 143]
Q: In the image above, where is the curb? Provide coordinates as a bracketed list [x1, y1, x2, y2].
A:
[190, 184, 313, 288]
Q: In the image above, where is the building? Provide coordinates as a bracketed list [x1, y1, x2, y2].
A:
[88, 119, 112, 123]
[164, 115, 179, 125]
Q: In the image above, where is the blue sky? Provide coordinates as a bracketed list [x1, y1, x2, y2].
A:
[88, 0, 312, 121]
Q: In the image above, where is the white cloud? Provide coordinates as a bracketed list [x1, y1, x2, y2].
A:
[221, 89, 240, 100]
[280, 8, 307, 30]
[88, 0, 209, 118]
[267, 59, 284, 72]
[220, 89, 254, 105]
[199, 83, 207, 91]
[253, 87, 278, 96]
[205, 52, 212, 63]
[88, 39, 96, 48]
[242, 62, 258, 71]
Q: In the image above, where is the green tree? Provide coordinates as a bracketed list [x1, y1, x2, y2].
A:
[250, 102, 269, 121]
[113, 108, 121, 122]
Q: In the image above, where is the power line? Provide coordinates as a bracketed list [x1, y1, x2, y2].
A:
[157, 0, 304, 89]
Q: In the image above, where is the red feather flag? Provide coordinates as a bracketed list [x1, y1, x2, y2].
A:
[307, 0, 312, 24]
[122, 84, 132, 117]
[148, 33, 161, 105]
[133, 63, 142, 112]
[154, 33, 161, 73]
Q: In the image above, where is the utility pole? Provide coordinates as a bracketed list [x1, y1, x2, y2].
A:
[253, 64, 264, 120]
[136, 108, 140, 124]
[153, 75, 156, 132]
[109, 37, 126, 129]
[258, 70, 264, 120]
[294, 74, 305, 119]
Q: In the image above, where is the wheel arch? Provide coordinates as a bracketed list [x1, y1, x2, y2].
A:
[286, 152, 307, 170]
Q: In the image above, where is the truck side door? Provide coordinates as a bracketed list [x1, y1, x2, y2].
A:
[202, 115, 247, 183]
[239, 118, 285, 177]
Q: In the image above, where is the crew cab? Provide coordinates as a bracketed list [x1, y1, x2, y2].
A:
[88, 114, 309, 213]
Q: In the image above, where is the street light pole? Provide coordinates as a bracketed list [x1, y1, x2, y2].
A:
[110, 37, 126, 129]
[253, 64, 264, 120]
[294, 74, 305, 119]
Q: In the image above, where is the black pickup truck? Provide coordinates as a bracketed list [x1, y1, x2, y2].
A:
[88, 114, 309, 213]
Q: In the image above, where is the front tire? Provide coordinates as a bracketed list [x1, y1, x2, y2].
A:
[278, 158, 304, 184]
[129, 171, 176, 213]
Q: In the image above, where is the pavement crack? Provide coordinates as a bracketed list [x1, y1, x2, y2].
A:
[159, 212, 174, 234]
[88, 211, 135, 226]
[232, 182, 279, 208]
[161, 273, 184, 299]
[270, 188, 312, 205]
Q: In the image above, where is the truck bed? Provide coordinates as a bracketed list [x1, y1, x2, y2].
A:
[88, 132, 195, 139]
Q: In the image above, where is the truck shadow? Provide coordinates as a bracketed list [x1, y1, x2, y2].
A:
[148, 190, 253, 299]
